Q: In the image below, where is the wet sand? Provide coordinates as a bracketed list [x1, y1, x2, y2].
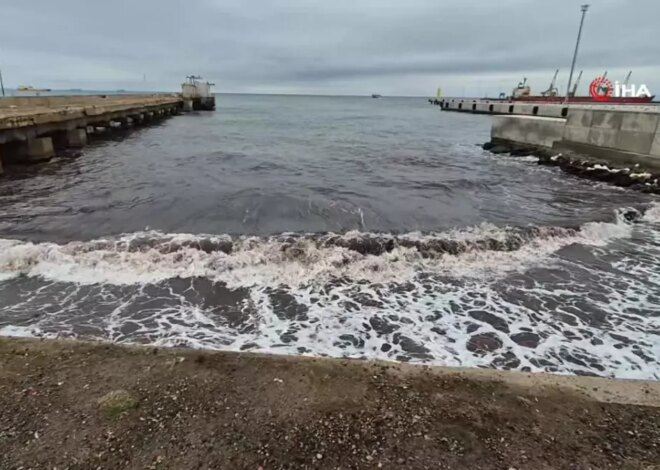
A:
[1, 337, 659, 469]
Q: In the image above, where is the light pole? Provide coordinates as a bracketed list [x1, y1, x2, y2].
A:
[565, 4, 589, 103]
[0, 67, 5, 97]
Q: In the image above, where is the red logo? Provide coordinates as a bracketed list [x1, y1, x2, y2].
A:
[589, 76, 613, 101]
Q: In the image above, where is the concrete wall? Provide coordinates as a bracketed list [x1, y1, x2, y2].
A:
[562, 108, 660, 156]
[653, 127, 660, 157]
[491, 115, 567, 148]
[490, 107, 660, 170]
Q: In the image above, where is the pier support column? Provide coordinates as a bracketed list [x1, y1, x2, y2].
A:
[183, 100, 193, 112]
[22, 137, 54, 163]
[66, 128, 88, 148]
[53, 128, 88, 149]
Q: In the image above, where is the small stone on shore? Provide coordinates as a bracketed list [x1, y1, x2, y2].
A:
[98, 389, 138, 417]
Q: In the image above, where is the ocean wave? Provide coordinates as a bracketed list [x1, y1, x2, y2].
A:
[0, 206, 648, 287]
[0, 205, 658, 380]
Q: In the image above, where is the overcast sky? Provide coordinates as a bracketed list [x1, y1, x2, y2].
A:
[1, 0, 659, 97]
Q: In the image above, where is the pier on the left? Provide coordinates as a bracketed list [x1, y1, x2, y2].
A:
[0, 94, 185, 174]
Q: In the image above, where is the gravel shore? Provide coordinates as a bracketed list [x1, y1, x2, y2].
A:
[1, 337, 659, 469]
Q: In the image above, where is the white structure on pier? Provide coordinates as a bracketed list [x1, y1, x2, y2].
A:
[181, 75, 215, 111]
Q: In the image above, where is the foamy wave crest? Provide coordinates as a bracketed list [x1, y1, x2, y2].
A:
[643, 201, 660, 223]
[0, 208, 644, 287]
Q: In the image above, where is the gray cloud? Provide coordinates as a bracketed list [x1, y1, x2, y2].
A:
[1, 0, 659, 96]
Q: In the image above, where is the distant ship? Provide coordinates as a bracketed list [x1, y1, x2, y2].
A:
[371, 94, 382, 99]
[17, 85, 52, 92]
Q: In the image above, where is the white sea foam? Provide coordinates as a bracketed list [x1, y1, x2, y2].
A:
[1, 208, 657, 380]
[0, 325, 41, 338]
[0, 212, 635, 288]
[643, 201, 660, 223]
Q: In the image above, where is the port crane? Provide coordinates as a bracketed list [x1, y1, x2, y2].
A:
[623, 71, 632, 86]
[569, 70, 583, 97]
[540, 69, 560, 97]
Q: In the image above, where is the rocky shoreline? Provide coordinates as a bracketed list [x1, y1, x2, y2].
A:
[1, 337, 660, 469]
[483, 140, 660, 194]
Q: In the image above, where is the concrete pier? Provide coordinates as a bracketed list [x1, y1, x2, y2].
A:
[436, 97, 659, 119]
[489, 107, 660, 166]
[0, 94, 184, 173]
[484, 105, 660, 192]
[433, 95, 660, 189]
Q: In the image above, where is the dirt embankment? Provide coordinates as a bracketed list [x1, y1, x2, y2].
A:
[1, 338, 659, 469]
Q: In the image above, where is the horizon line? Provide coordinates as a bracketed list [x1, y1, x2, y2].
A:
[0, 88, 432, 99]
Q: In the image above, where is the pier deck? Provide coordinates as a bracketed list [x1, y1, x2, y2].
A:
[0, 94, 182, 129]
[0, 94, 184, 173]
